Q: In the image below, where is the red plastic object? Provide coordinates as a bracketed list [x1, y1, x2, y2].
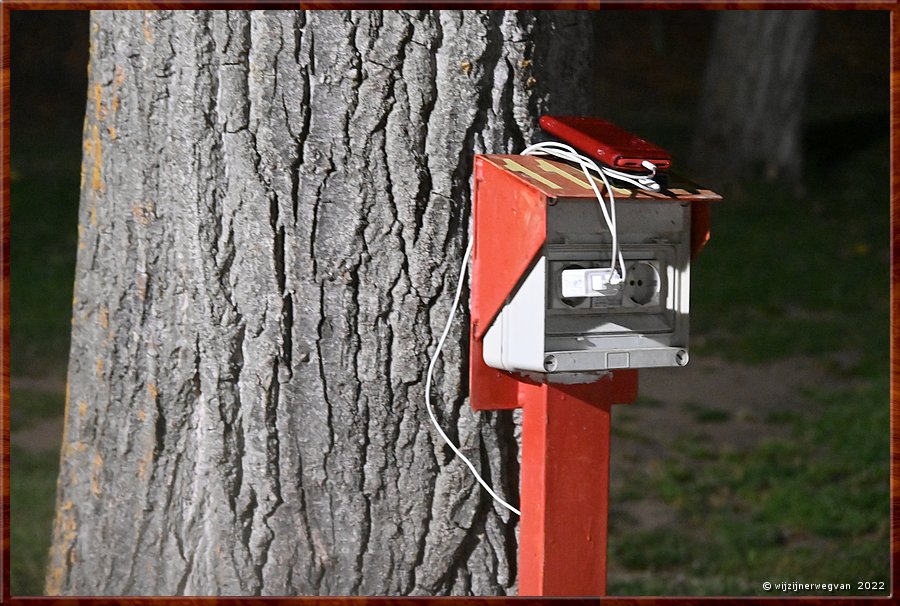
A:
[539, 115, 672, 170]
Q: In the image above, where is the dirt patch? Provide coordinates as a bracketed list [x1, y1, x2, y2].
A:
[11, 375, 67, 394]
[638, 355, 852, 414]
[609, 355, 854, 532]
[11, 416, 64, 454]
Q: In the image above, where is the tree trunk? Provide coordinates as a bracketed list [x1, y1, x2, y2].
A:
[690, 11, 817, 186]
[47, 10, 596, 596]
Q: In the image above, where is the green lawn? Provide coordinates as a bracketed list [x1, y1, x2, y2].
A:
[10, 146, 79, 595]
[11, 445, 61, 596]
[607, 130, 890, 596]
[10, 151, 80, 379]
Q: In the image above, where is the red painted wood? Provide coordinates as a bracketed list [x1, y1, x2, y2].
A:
[467, 330, 523, 411]
[470, 156, 548, 341]
[468, 155, 548, 411]
[691, 199, 712, 259]
[518, 378, 628, 597]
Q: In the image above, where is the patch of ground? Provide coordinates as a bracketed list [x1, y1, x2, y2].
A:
[609, 354, 857, 535]
[11, 416, 64, 454]
[10, 375, 67, 394]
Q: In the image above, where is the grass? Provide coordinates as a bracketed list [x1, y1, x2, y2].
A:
[10, 151, 80, 379]
[607, 126, 890, 596]
[611, 382, 889, 595]
[10, 140, 79, 595]
[683, 402, 732, 424]
[10, 388, 66, 430]
[689, 133, 890, 369]
[10, 447, 60, 596]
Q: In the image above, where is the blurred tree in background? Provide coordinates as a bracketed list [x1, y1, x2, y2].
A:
[691, 11, 818, 188]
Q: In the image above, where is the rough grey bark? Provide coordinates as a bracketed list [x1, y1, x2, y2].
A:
[48, 10, 596, 596]
[691, 11, 817, 185]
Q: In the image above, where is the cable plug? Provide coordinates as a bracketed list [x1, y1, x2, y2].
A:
[561, 268, 623, 298]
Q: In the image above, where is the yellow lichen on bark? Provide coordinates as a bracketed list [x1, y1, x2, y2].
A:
[58, 384, 73, 460]
[83, 121, 104, 229]
[94, 83, 104, 122]
[45, 501, 78, 595]
[91, 453, 104, 496]
[138, 447, 154, 480]
[136, 273, 148, 300]
[143, 12, 154, 43]
[64, 440, 88, 457]
[132, 201, 155, 225]
[90, 124, 103, 194]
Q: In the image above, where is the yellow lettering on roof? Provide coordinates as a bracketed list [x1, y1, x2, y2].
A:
[536, 159, 592, 189]
[502, 158, 562, 190]
[536, 159, 631, 196]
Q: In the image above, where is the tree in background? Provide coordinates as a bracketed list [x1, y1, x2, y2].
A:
[46, 10, 599, 596]
[691, 11, 818, 187]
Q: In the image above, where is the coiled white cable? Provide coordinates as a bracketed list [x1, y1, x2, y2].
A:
[521, 141, 661, 285]
[425, 237, 521, 517]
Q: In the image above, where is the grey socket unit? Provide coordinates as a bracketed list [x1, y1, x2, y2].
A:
[483, 196, 692, 382]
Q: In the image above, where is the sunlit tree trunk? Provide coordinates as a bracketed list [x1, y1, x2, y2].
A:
[47, 9, 597, 596]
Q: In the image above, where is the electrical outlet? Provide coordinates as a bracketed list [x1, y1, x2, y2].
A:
[623, 261, 661, 306]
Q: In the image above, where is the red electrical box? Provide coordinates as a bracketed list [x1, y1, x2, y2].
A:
[469, 154, 720, 412]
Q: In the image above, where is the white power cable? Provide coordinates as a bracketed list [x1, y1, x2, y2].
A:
[521, 141, 661, 286]
[425, 237, 521, 517]
[521, 141, 625, 282]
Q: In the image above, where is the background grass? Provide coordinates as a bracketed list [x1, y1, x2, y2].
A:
[10, 10, 89, 594]
[606, 135, 890, 596]
[11, 446, 61, 596]
[9, 159, 79, 594]
[10, 165, 81, 378]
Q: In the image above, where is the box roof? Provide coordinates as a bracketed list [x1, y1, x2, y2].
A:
[479, 154, 722, 202]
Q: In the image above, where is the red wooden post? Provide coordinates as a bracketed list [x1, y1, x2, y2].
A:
[517, 380, 626, 596]
[467, 154, 717, 594]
